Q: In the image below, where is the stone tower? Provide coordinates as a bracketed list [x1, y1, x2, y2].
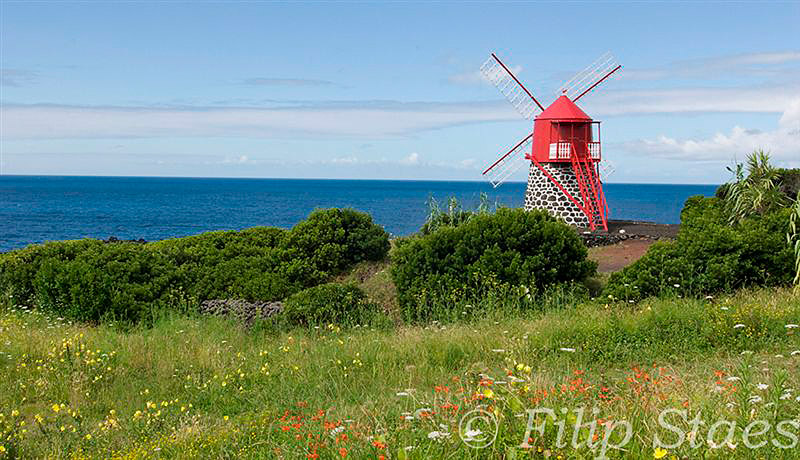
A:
[524, 162, 590, 227]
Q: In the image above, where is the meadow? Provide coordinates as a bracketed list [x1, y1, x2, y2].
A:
[1, 285, 799, 459]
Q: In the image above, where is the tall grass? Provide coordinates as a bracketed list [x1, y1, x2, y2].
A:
[1, 287, 798, 458]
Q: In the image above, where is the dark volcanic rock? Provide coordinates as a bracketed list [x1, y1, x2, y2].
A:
[577, 220, 680, 248]
[199, 299, 283, 327]
[104, 236, 147, 244]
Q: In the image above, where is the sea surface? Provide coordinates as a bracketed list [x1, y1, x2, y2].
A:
[0, 176, 718, 252]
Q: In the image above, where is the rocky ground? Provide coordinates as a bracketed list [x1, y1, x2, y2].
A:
[582, 219, 680, 272]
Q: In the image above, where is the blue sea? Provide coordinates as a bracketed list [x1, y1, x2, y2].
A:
[0, 176, 718, 252]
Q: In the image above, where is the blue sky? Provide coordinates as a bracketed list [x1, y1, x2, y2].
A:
[1, 2, 798, 184]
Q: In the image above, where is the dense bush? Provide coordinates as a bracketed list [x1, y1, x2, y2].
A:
[604, 196, 794, 301]
[33, 242, 185, 324]
[281, 282, 381, 327]
[0, 239, 103, 307]
[0, 208, 390, 325]
[392, 208, 596, 321]
[778, 168, 800, 199]
[284, 208, 390, 273]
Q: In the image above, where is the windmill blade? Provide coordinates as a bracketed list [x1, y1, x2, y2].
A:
[559, 52, 622, 102]
[482, 133, 533, 187]
[599, 158, 616, 179]
[480, 53, 544, 120]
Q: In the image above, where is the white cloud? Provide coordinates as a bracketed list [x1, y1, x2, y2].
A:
[330, 156, 359, 164]
[401, 152, 420, 165]
[623, 51, 800, 81]
[585, 83, 800, 116]
[0, 102, 523, 140]
[6, 83, 798, 143]
[221, 155, 251, 164]
[621, 97, 800, 166]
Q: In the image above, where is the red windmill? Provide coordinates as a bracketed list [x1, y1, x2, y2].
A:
[480, 52, 622, 231]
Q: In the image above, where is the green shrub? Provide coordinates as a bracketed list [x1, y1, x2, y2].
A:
[604, 196, 793, 301]
[281, 282, 381, 327]
[0, 209, 390, 325]
[777, 168, 800, 199]
[284, 208, 390, 273]
[32, 243, 185, 324]
[392, 208, 596, 321]
[0, 239, 103, 307]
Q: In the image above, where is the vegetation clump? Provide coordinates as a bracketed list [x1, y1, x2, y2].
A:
[392, 207, 596, 321]
[0, 208, 390, 325]
[282, 282, 382, 327]
[605, 151, 798, 301]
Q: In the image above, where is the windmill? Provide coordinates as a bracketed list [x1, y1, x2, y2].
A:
[480, 52, 621, 231]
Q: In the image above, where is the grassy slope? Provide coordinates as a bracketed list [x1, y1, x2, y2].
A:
[1, 286, 799, 459]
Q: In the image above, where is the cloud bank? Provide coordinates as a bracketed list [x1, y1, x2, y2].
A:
[622, 97, 800, 166]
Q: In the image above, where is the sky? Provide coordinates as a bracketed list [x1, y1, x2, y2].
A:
[1, 1, 799, 184]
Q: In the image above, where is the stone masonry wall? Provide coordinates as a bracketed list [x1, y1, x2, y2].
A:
[524, 162, 590, 227]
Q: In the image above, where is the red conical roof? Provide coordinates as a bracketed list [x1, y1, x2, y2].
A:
[536, 95, 592, 120]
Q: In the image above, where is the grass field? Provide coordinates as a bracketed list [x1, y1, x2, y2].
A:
[1, 284, 799, 459]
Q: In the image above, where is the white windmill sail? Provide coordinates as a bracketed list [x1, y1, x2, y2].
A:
[559, 52, 622, 102]
[483, 133, 533, 187]
[480, 54, 544, 120]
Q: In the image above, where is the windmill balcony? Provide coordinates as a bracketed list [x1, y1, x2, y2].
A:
[548, 142, 601, 161]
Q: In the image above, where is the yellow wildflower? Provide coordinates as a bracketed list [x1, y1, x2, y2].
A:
[654, 448, 668, 459]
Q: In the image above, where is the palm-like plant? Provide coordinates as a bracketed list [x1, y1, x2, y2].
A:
[724, 150, 787, 225]
[788, 190, 800, 290]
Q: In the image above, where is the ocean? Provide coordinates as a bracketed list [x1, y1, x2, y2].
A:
[0, 176, 718, 252]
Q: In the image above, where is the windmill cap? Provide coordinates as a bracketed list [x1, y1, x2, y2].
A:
[536, 95, 592, 120]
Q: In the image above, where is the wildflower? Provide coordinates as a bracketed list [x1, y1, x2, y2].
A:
[52, 403, 61, 413]
[396, 392, 409, 397]
[748, 395, 763, 404]
[756, 383, 769, 390]
[491, 349, 505, 353]
[653, 448, 668, 459]
[786, 324, 799, 329]
[673, 284, 680, 288]
[85, 434, 92, 440]
[733, 324, 746, 329]
[463, 428, 483, 440]
[427, 431, 449, 440]
[559, 348, 576, 352]
[339, 447, 347, 458]
[726, 376, 741, 382]
[791, 350, 800, 356]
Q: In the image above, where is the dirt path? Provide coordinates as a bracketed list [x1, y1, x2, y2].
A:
[589, 238, 656, 273]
